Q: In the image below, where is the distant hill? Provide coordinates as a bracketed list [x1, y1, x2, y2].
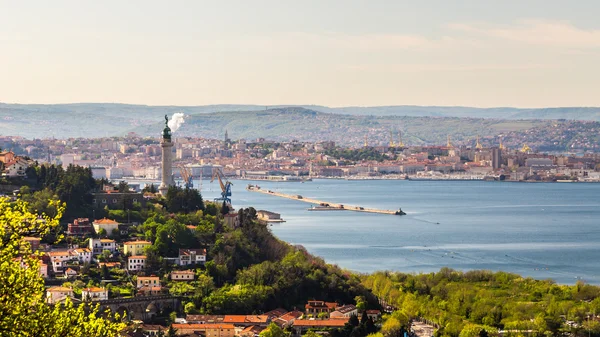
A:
[131, 107, 558, 148]
[1, 103, 599, 150]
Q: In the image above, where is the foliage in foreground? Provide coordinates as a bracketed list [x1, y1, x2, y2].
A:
[363, 269, 600, 337]
[0, 197, 125, 337]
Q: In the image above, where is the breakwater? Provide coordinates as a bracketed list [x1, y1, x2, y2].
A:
[246, 185, 405, 215]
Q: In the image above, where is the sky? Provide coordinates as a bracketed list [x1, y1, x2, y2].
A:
[1, 0, 600, 108]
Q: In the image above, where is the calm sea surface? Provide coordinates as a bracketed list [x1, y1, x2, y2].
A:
[197, 179, 600, 285]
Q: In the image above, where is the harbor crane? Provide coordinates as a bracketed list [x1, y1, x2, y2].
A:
[178, 165, 194, 189]
[211, 168, 233, 205]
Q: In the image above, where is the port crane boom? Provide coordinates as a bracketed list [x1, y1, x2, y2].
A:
[210, 168, 232, 205]
[179, 165, 193, 189]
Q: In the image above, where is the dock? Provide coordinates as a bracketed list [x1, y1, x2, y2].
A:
[247, 185, 405, 216]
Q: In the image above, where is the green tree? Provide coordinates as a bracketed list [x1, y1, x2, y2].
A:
[167, 326, 177, 337]
[259, 322, 289, 337]
[117, 181, 130, 193]
[165, 186, 205, 213]
[97, 228, 107, 238]
[0, 197, 124, 336]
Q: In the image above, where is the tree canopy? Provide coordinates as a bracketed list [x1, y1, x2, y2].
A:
[0, 197, 124, 336]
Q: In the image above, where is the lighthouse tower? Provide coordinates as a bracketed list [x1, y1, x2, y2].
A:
[159, 115, 174, 196]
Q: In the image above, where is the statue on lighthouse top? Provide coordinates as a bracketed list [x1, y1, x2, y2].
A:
[162, 114, 171, 140]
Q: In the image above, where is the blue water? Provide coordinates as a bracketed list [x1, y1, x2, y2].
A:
[198, 179, 600, 284]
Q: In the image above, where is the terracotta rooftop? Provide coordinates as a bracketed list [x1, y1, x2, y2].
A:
[93, 218, 119, 225]
[293, 319, 349, 327]
[47, 286, 73, 292]
[83, 287, 106, 292]
[171, 324, 235, 330]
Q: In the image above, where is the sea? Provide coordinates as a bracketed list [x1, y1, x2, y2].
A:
[196, 179, 600, 285]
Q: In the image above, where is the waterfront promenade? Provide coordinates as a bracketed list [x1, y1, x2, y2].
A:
[246, 185, 404, 215]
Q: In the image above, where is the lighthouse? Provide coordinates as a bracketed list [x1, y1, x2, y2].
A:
[159, 115, 174, 196]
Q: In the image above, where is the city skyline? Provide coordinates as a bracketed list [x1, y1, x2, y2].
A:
[2, 1, 600, 108]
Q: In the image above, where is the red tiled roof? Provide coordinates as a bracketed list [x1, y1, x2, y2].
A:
[47, 286, 72, 292]
[293, 319, 349, 327]
[94, 218, 119, 225]
[171, 324, 235, 330]
[223, 315, 269, 324]
[83, 287, 106, 292]
[124, 240, 151, 245]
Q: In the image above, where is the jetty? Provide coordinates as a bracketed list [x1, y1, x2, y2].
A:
[247, 185, 405, 216]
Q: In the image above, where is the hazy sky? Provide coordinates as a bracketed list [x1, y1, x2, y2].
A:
[1, 1, 600, 107]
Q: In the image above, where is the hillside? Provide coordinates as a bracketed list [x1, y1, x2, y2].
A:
[133, 107, 558, 149]
[2, 102, 600, 141]
[2, 104, 600, 150]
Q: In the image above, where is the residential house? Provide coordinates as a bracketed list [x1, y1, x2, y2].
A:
[272, 311, 303, 329]
[305, 300, 337, 317]
[72, 248, 92, 264]
[178, 249, 206, 266]
[82, 287, 108, 301]
[128, 255, 147, 271]
[67, 218, 94, 236]
[89, 238, 117, 255]
[48, 250, 73, 273]
[124, 240, 151, 256]
[139, 324, 167, 337]
[64, 267, 78, 279]
[171, 270, 195, 281]
[330, 304, 358, 318]
[2, 157, 29, 177]
[137, 276, 160, 288]
[239, 325, 265, 337]
[92, 218, 120, 236]
[366, 310, 381, 321]
[46, 286, 74, 304]
[170, 324, 235, 337]
[292, 318, 349, 336]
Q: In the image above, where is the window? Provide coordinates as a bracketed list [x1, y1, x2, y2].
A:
[113, 199, 117, 203]
[133, 198, 137, 202]
[102, 199, 107, 203]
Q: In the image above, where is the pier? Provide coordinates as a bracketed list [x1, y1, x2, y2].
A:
[247, 185, 405, 216]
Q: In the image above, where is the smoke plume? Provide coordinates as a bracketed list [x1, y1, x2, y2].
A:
[168, 112, 186, 133]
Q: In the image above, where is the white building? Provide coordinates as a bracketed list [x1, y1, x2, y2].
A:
[178, 249, 207, 266]
[92, 218, 120, 236]
[82, 287, 108, 301]
[2, 158, 29, 177]
[71, 248, 92, 264]
[48, 250, 73, 273]
[128, 255, 147, 271]
[89, 238, 116, 255]
[46, 286, 74, 304]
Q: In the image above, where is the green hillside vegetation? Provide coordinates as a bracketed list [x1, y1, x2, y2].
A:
[134, 108, 548, 147]
[3, 103, 600, 141]
[362, 269, 600, 337]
